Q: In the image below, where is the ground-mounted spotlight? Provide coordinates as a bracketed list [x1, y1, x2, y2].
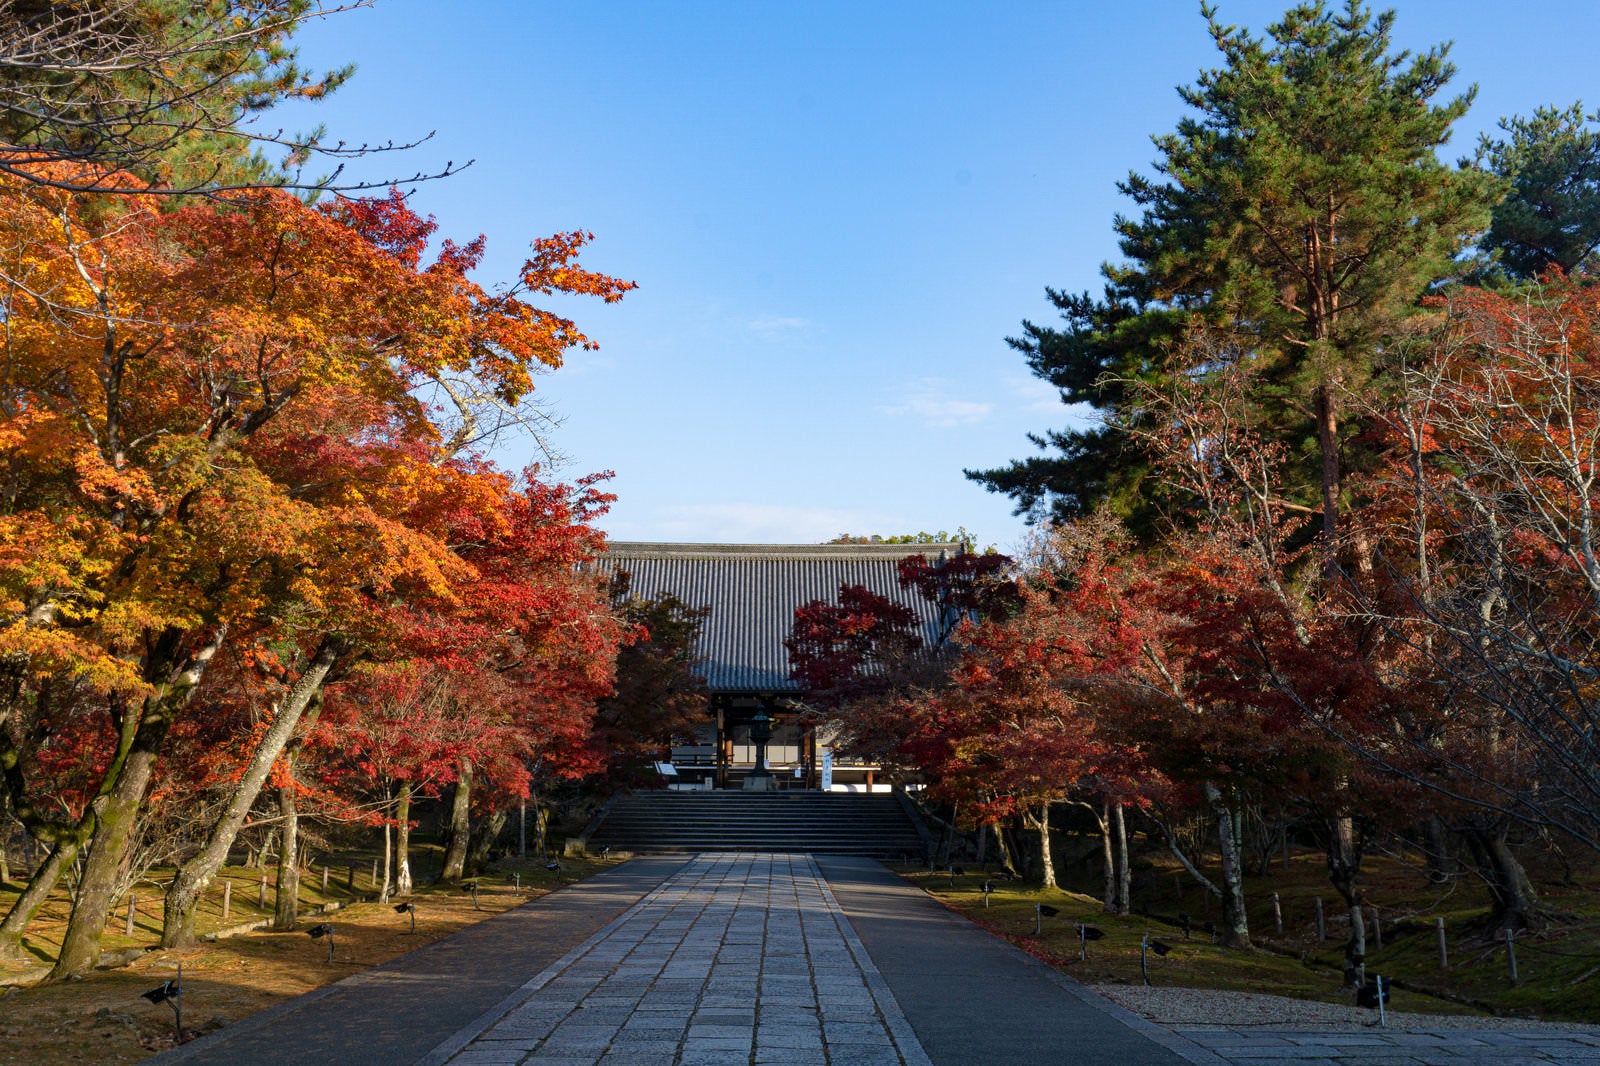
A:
[597, 845, 612, 859]
[308, 922, 335, 963]
[393, 902, 416, 933]
[1149, 939, 1172, 957]
[1178, 911, 1192, 939]
[460, 879, 480, 910]
[544, 861, 561, 872]
[140, 963, 183, 1042]
[1356, 975, 1388, 1008]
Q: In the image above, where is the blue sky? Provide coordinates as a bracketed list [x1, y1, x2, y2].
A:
[276, 1, 1600, 554]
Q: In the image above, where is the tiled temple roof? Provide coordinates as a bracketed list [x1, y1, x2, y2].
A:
[591, 542, 956, 693]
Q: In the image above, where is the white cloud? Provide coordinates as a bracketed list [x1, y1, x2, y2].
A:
[883, 378, 993, 428]
[649, 503, 877, 544]
[747, 315, 812, 335]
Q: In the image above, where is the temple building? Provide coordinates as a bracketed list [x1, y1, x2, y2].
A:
[592, 542, 959, 791]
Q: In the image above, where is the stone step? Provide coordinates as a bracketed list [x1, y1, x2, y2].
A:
[582, 789, 929, 859]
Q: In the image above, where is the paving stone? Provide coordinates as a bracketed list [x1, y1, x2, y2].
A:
[611, 1024, 687, 1043]
[442, 1050, 532, 1065]
[678, 1050, 755, 1066]
[825, 1046, 911, 1065]
[754, 1048, 828, 1065]
[524, 1043, 604, 1062]
[596, 1042, 682, 1064]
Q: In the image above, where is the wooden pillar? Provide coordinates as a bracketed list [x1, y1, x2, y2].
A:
[806, 725, 819, 790]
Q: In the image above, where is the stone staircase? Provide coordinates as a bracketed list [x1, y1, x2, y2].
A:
[580, 790, 929, 859]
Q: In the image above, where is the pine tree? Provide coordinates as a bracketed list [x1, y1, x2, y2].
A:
[971, 0, 1498, 563]
[1475, 103, 1600, 280]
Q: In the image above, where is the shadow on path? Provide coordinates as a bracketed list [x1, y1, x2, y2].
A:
[815, 856, 1210, 1066]
[147, 857, 689, 1066]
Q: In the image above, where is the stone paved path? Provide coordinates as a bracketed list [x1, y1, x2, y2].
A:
[149, 851, 1600, 1066]
[425, 853, 929, 1066]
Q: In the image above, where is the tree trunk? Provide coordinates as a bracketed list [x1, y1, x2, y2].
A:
[1037, 802, 1056, 889]
[1316, 383, 1342, 582]
[50, 745, 156, 978]
[1422, 814, 1454, 884]
[1099, 800, 1116, 913]
[1327, 812, 1366, 986]
[160, 641, 339, 946]
[0, 841, 73, 961]
[991, 820, 1015, 875]
[465, 809, 508, 878]
[395, 782, 413, 897]
[1206, 783, 1251, 949]
[440, 760, 472, 884]
[378, 807, 392, 904]
[272, 784, 301, 932]
[48, 628, 226, 977]
[1461, 819, 1539, 931]
[1114, 800, 1132, 917]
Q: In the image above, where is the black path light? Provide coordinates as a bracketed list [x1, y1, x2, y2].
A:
[1075, 923, 1105, 961]
[461, 879, 480, 910]
[597, 845, 612, 859]
[544, 861, 561, 872]
[393, 902, 416, 933]
[510, 872, 521, 892]
[140, 962, 183, 1043]
[1178, 912, 1192, 939]
[981, 881, 993, 908]
[308, 922, 335, 963]
[1139, 936, 1172, 986]
[1035, 903, 1059, 936]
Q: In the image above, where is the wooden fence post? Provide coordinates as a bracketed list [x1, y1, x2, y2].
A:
[1272, 893, 1283, 936]
[1314, 897, 1325, 942]
[1435, 916, 1448, 970]
[222, 880, 232, 921]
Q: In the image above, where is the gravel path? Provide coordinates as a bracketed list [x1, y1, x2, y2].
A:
[1093, 983, 1599, 1032]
